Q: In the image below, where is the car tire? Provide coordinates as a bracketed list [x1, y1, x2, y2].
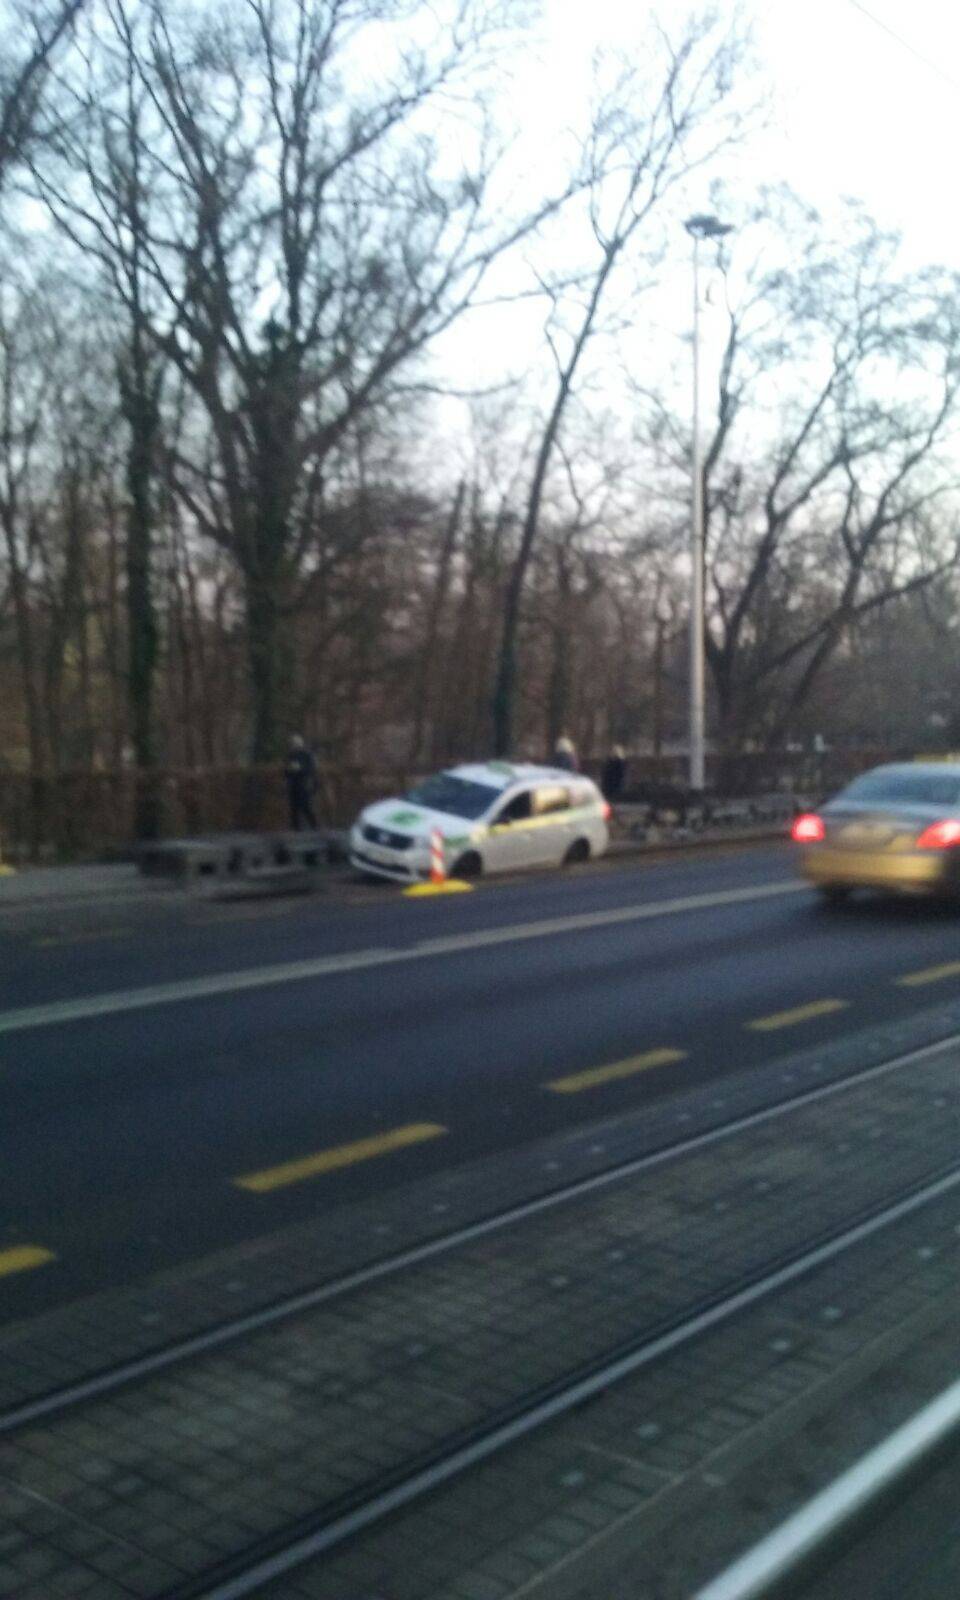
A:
[450, 850, 482, 880]
[564, 838, 590, 865]
[817, 885, 851, 908]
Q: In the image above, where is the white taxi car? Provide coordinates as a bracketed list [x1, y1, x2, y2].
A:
[349, 761, 610, 883]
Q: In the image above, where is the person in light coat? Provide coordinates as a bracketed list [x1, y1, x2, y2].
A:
[553, 734, 578, 772]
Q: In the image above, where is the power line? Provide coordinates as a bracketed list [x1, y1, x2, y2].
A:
[845, 0, 960, 93]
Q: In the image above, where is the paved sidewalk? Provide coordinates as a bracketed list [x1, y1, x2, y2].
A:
[0, 821, 786, 914]
[0, 863, 143, 904]
[269, 1205, 960, 1600]
[1, 1023, 960, 1599]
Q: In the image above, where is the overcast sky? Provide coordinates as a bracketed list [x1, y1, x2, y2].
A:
[754, 0, 960, 262]
[536, 0, 960, 260]
[428, 1, 960, 481]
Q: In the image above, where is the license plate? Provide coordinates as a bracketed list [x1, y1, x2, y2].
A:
[839, 821, 892, 846]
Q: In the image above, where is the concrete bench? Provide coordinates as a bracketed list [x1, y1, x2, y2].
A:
[138, 832, 331, 887]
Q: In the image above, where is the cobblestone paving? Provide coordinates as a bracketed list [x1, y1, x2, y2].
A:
[266, 1197, 960, 1600]
[2, 996, 959, 1418]
[1, 1028, 960, 1597]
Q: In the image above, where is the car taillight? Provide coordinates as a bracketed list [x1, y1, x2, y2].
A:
[916, 819, 960, 849]
[601, 800, 611, 821]
[791, 813, 825, 843]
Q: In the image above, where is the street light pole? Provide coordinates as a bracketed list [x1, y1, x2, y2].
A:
[652, 598, 670, 765]
[684, 213, 732, 795]
[689, 226, 705, 793]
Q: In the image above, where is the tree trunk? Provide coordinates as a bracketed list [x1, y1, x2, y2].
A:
[77, 601, 93, 770]
[492, 213, 641, 756]
[546, 554, 573, 755]
[652, 618, 665, 761]
[492, 335, 596, 755]
[409, 479, 464, 766]
[43, 457, 88, 779]
[247, 579, 282, 763]
[492, 392, 572, 757]
[238, 574, 282, 828]
[121, 353, 161, 840]
[102, 490, 125, 770]
[2, 511, 48, 857]
[179, 529, 218, 765]
[705, 641, 740, 793]
[765, 611, 851, 751]
[546, 624, 572, 757]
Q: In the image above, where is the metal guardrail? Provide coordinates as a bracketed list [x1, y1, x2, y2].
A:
[695, 1372, 960, 1600]
[620, 791, 801, 841]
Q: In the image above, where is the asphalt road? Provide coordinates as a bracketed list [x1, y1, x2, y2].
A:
[3, 842, 960, 1324]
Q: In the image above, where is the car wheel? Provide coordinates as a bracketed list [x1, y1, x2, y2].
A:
[450, 850, 482, 880]
[564, 838, 590, 866]
[817, 885, 851, 908]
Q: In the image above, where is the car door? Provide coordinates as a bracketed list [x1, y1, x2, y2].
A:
[484, 787, 536, 873]
[530, 783, 573, 864]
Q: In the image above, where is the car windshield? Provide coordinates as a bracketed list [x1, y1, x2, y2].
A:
[403, 773, 499, 819]
[839, 770, 960, 808]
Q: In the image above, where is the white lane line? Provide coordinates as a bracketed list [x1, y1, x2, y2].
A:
[0, 878, 805, 1036]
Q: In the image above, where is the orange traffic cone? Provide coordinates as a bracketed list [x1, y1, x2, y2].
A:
[403, 827, 472, 896]
[429, 828, 446, 885]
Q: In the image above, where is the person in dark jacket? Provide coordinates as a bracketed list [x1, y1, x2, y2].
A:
[285, 735, 318, 830]
[601, 744, 627, 802]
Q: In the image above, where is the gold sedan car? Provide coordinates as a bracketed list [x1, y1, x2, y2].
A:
[793, 763, 960, 904]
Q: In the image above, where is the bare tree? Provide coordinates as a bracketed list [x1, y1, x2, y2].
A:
[0, 0, 85, 185]
[490, 10, 749, 755]
[0, 292, 52, 805]
[0, 278, 116, 850]
[54, 0, 569, 766]
[699, 198, 960, 762]
[29, 0, 176, 832]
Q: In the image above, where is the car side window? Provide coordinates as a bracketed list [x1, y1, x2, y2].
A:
[493, 790, 532, 825]
[533, 785, 570, 817]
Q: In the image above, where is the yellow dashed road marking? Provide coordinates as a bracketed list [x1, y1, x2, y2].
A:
[896, 960, 960, 988]
[0, 1245, 55, 1278]
[546, 1048, 687, 1094]
[747, 999, 848, 1033]
[234, 1122, 447, 1193]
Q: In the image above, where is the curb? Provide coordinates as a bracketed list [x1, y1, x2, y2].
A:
[0, 827, 788, 912]
[608, 824, 786, 859]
